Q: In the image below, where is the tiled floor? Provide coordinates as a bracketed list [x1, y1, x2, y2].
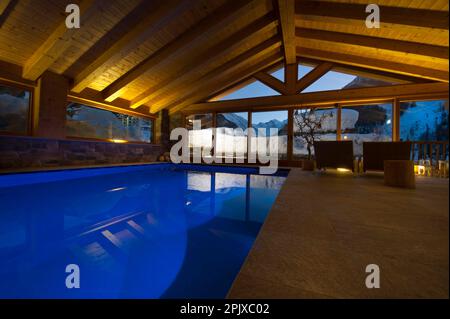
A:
[228, 169, 449, 298]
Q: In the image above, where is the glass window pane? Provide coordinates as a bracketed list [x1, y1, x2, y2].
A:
[216, 112, 248, 159]
[341, 103, 393, 156]
[186, 113, 213, 151]
[271, 67, 284, 82]
[298, 64, 315, 80]
[251, 111, 288, 160]
[400, 99, 449, 141]
[0, 84, 30, 134]
[302, 70, 396, 93]
[218, 81, 280, 101]
[293, 108, 337, 159]
[66, 103, 152, 142]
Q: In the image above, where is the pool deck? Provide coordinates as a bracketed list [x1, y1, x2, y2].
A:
[228, 169, 449, 299]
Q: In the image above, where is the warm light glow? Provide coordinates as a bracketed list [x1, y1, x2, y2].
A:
[415, 165, 426, 176]
[110, 139, 128, 143]
[343, 135, 348, 140]
[337, 168, 351, 173]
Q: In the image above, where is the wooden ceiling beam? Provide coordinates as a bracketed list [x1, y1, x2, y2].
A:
[184, 82, 449, 113]
[129, 13, 278, 109]
[295, 28, 449, 61]
[254, 71, 289, 95]
[296, 47, 449, 83]
[295, 1, 449, 30]
[0, 0, 12, 15]
[296, 62, 333, 93]
[101, 0, 254, 102]
[22, 0, 99, 81]
[151, 37, 282, 113]
[68, 88, 153, 119]
[0, 0, 16, 28]
[71, 0, 186, 93]
[276, 0, 296, 64]
[167, 51, 283, 115]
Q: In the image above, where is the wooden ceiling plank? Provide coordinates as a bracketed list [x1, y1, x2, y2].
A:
[296, 28, 449, 61]
[254, 71, 289, 95]
[101, 0, 254, 102]
[296, 61, 333, 93]
[150, 37, 282, 113]
[129, 13, 277, 108]
[168, 52, 284, 115]
[71, 0, 185, 93]
[277, 0, 296, 64]
[296, 47, 449, 82]
[295, 1, 449, 30]
[22, 0, 99, 80]
[185, 82, 449, 113]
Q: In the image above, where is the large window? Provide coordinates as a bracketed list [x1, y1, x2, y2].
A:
[66, 103, 152, 142]
[186, 113, 213, 153]
[216, 112, 248, 160]
[0, 84, 31, 134]
[400, 99, 449, 142]
[251, 111, 288, 159]
[341, 103, 392, 156]
[293, 107, 337, 159]
[302, 70, 396, 93]
[217, 81, 280, 101]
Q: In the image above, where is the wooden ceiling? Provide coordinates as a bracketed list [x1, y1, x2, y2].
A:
[0, 0, 448, 116]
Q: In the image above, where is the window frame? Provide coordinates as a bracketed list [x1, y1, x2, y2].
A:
[66, 99, 155, 144]
[0, 79, 34, 137]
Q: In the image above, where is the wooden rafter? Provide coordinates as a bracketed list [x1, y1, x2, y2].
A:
[167, 50, 283, 115]
[68, 89, 153, 119]
[184, 82, 449, 114]
[295, 28, 449, 61]
[284, 63, 298, 94]
[0, 0, 12, 15]
[295, 1, 449, 30]
[329, 64, 430, 85]
[71, 0, 186, 93]
[297, 47, 449, 83]
[101, 0, 253, 102]
[169, 54, 283, 115]
[207, 63, 284, 102]
[253, 71, 288, 95]
[0, 0, 16, 28]
[296, 62, 333, 93]
[276, 0, 296, 64]
[129, 13, 278, 109]
[151, 37, 282, 113]
[22, 0, 98, 81]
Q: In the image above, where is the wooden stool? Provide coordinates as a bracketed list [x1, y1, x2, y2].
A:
[384, 160, 415, 189]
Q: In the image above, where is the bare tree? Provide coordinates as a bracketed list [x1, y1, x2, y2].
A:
[294, 109, 333, 160]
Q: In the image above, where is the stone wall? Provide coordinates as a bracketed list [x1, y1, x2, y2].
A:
[0, 135, 165, 170]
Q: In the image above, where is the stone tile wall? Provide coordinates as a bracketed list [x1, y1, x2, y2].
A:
[0, 136, 165, 170]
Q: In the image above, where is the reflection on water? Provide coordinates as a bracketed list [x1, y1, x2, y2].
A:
[0, 165, 286, 298]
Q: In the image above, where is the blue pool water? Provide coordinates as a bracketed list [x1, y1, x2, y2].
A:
[0, 164, 287, 298]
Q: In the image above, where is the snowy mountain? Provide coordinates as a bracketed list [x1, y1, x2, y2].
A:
[216, 113, 248, 130]
[253, 119, 288, 136]
[216, 113, 288, 136]
[343, 76, 394, 89]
